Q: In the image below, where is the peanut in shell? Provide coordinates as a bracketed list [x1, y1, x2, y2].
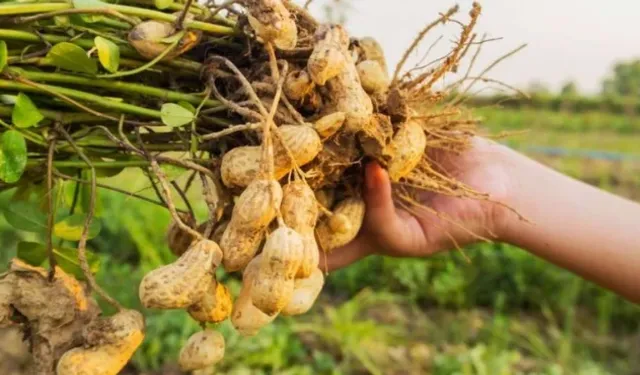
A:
[316, 197, 366, 252]
[281, 268, 325, 316]
[187, 280, 233, 324]
[387, 120, 427, 181]
[138, 239, 221, 309]
[178, 329, 225, 372]
[251, 226, 304, 315]
[56, 309, 145, 375]
[231, 255, 278, 336]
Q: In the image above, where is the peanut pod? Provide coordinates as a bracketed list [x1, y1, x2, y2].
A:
[386, 120, 427, 181]
[281, 268, 325, 316]
[357, 60, 390, 94]
[178, 329, 225, 372]
[314, 112, 346, 139]
[316, 197, 366, 252]
[245, 0, 298, 50]
[187, 279, 233, 324]
[251, 226, 304, 315]
[56, 309, 145, 375]
[281, 181, 320, 279]
[231, 255, 278, 336]
[139, 239, 222, 309]
[307, 24, 350, 85]
[220, 125, 322, 188]
[221, 179, 282, 272]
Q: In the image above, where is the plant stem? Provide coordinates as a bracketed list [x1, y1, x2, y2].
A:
[0, 118, 47, 146]
[0, 79, 161, 118]
[0, 105, 101, 124]
[0, 3, 238, 35]
[8, 68, 219, 107]
[0, 29, 204, 71]
[0, 2, 68, 15]
[28, 159, 152, 168]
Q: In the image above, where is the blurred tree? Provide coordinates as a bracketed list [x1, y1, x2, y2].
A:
[601, 59, 640, 97]
[560, 81, 578, 96]
[527, 81, 550, 95]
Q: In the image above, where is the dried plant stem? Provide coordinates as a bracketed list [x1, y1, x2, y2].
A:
[150, 159, 203, 240]
[57, 127, 124, 311]
[54, 171, 177, 211]
[452, 43, 527, 105]
[46, 133, 57, 282]
[201, 122, 261, 140]
[199, 173, 217, 238]
[392, 5, 459, 84]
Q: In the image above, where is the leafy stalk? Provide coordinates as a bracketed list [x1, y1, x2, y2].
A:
[8, 68, 219, 107]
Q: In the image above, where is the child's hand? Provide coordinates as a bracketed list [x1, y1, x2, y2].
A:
[324, 137, 515, 271]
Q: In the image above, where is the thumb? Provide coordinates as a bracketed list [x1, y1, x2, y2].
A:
[363, 162, 396, 223]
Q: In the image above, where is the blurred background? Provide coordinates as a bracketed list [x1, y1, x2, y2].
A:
[1, 0, 640, 374]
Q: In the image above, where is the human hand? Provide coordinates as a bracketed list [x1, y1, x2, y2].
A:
[324, 137, 517, 271]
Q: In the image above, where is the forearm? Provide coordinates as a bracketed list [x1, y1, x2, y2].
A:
[500, 147, 640, 303]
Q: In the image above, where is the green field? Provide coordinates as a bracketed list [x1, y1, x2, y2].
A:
[1, 99, 639, 374]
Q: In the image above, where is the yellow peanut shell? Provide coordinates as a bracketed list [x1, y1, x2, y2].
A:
[251, 226, 304, 315]
[178, 329, 225, 372]
[314, 188, 336, 211]
[187, 280, 233, 323]
[307, 24, 350, 85]
[128, 19, 201, 61]
[166, 212, 197, 257]
[221, 179, 281, 271]
[284, 69, 315, 101]
[356, 60, 390, 94]
[387, 120, 427, 181]
[139, 240, 221, 309]
[281, 181, 320, 278]
[220, 126, 322, 188]
[316, 197, 366, 252]
[281, 268, 325, 316]
[56, 309, 144, 375]
[314, 112, 346, 139]
[245, 0, 297, 50]
[231, 255, 277, 336]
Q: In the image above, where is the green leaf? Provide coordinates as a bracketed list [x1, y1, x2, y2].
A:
[17, 241, 47, 266]
[161, 103, 194, 127]
[12, 93, 44, 128]
[0, 40, 7, 72]
[177, 100, 196, 114]
[17, 241, 101, 280]
[147, 163, 188, 185]
[54, 213, 101, 241]
[53, 15, 70, 27]
[154, 0, 173, 10]
[0, 130, 27, 184]
[73, 0, 107, 8]
[47, 42, 97, 75]
[2, 200, 47, 232]
[94, 36, 120, 73]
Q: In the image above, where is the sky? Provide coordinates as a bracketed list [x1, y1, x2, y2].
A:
[300, 0, 640, 95]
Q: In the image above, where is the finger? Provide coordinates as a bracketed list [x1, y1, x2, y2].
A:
[364, 162, 396, 221]
[322, 235, 372, 272]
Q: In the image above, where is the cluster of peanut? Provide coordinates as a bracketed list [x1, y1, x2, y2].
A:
[137, 0, 430, 371]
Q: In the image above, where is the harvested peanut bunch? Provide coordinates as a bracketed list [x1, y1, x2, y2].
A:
[1, 0, 502, 369]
